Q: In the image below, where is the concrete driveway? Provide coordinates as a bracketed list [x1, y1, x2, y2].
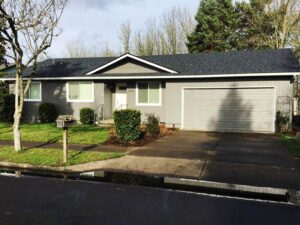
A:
[126, 131, 300, 190]
[69, 131, 300, 190]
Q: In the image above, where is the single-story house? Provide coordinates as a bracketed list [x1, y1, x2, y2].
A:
[1, 49, 300, 133]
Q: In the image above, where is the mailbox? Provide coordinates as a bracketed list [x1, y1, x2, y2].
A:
[56, 115, 76, 128]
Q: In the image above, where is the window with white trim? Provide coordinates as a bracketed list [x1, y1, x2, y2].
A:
[67, 81, 94, 102]
[136, 82, 161, 106]
[25, 82, 41, 101]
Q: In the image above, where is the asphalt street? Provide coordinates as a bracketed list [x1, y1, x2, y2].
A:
[0, 175, 299, 225]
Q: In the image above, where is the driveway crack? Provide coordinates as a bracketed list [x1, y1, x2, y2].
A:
[199, 133, 223, 179]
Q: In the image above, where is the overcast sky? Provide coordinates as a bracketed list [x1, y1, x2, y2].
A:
[46, 0, 199, 58]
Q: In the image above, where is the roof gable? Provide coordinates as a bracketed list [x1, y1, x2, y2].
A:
[102, 60, 162, 74]
[85, 53, 178, 75]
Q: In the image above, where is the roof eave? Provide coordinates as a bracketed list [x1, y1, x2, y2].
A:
[1, 72, 299, 81]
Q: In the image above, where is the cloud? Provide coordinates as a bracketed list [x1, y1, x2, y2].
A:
[47, 0, 199, 58]
[75, 0, 145, 9]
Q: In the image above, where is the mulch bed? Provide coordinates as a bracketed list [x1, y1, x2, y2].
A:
[103, 127, 175, 147]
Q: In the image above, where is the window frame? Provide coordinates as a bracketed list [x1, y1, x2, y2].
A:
[136, 81, 161, 106]
[66, 81, 94, 103]
[24, 81, 42, 102]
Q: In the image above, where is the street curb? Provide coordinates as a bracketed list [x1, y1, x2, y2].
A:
[164, 177, 288, 196]
[0, 162, 68, 173]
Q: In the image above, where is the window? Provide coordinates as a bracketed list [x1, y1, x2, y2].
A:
[67, 82, 94, 102]
[25, 82, 41, 101]
[136, 82, 161, 106]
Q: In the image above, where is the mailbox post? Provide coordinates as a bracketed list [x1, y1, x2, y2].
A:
[63, 127, 68, 163]
[56, 115, 76, 163]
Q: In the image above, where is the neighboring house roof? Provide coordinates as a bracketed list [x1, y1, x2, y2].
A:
[0, 63, 15, 71]
[1, 49, 300, 80]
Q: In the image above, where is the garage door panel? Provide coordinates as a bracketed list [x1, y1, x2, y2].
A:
[183, 88, 274, 133]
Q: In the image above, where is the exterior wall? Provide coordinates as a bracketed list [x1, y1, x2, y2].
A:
[22, 80, 106, 122]
[19, 76, 293, 130]
[102, 59, 162, 74]
[104, 85, 112, 119]
[103, 62, 160, 74]
[164, 77, 293, 128]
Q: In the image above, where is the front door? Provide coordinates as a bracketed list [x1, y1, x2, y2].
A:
[115, 83, 127, 110]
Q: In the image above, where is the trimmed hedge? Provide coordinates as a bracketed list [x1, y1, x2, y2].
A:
[1, 94, 15, 122]
[113, 109, 141, 143]
[80, 108, 95, 125]
[145, 113, 160, 136]
[38, 103, 58, 123]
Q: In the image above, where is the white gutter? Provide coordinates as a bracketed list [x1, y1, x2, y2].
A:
[0, 72, 298, 81]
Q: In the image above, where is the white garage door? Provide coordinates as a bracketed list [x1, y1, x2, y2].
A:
[183, 87, 275, 133]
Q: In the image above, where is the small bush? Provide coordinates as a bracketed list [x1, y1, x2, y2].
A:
[276, 111, 289, 133]
[145, 113, 160, 136]
[80, 108, 95, 125]
[113, 109, 141, 143]
[1, 94, 15, 122]
[38, 103, 58, 123]
[293, 115, 300, 126]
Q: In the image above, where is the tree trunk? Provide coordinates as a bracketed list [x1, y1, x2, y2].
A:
[13, 111, 22, 151]
[13, 69, 23, 152]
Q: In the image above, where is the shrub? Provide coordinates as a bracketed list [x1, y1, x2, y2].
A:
[276, 111, 289, 133]
[0, 82, 9, 120]
[1, 94, 15, 122]
[145, 113, 160, 136]
[38, 103, 58, 123]
[80, 108, 95, 125]
[293, 115, 300, 126]
[113, 109, 141, 143]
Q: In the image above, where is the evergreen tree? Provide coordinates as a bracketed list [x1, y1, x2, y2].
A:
[187, 0, 238, 52]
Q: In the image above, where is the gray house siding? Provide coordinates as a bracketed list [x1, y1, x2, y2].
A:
[164, 77, 293, 128]
[103, 61, 161, 74]
[20, 76, 293, 133]
[22, 80, 107, 122]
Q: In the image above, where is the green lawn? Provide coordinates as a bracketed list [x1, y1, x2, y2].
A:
[278, 134, 300, 158]
[0, 145, 123, 166]
[0, 123, 109, 145]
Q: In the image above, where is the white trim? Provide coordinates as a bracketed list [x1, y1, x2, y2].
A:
[24, 81, 42, 102]
[85, 53, 178, 75]
[136, 82, 162, 106]
[66, 81, 94, 103]
[1, 72, 298, 81]
[181, 86, 276, 133]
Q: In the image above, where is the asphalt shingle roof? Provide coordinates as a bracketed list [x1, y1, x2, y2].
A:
[5, 48, 300, 79]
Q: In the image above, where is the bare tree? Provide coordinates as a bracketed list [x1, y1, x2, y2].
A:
[119, 21, 132, 54]
[65, 39, 100, 58]
[0, 0, 68, 151]
[133, 31, 146, 56]
[266, 0, 300, 48]
[102, 42, 116, 57]
[128, 7, 195, 56]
